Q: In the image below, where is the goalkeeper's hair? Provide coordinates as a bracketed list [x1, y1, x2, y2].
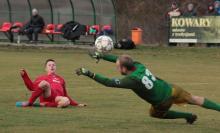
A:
[45, 59, 55, 66]
[118, 55, 134, 70]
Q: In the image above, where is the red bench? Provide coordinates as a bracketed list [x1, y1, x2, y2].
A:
[1, 22, 64, 42]
[0, 22, 12, 32]
[41, 24, 63, 41]
[85, 25, 113, 41]
[0, 22, 12, 41]
[0, 22, 113, 43]
[11, 22, 23, 33]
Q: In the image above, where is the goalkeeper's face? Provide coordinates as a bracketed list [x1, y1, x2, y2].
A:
[45, 61, 56, 74]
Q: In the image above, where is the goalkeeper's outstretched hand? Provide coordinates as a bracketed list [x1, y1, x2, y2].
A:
[75, 68, 95, 78]
[88, 50, 103, 63]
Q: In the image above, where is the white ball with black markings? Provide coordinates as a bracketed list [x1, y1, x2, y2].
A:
[95, 35, 114, 52]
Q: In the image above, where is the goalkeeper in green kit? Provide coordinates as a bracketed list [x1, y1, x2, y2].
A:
[75, 52, 220, 124]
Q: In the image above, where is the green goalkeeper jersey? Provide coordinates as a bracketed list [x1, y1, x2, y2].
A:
[93, 54, 172, 106]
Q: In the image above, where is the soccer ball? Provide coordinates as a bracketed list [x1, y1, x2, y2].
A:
[95, 35, 114, 52]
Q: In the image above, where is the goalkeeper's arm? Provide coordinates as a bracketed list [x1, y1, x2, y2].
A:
[102, 54, 118, 63]
[89, 51, 118, 63]
[93, 74, 134, 89]
[75, 68, 134, 89]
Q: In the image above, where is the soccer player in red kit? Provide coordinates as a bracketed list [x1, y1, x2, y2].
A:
[18, 59, 86, 108]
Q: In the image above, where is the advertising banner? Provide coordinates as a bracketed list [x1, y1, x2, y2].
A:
[169, 16, 220, 43]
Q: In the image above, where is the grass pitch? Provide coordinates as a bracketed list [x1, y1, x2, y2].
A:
[0, 46, 220, 133]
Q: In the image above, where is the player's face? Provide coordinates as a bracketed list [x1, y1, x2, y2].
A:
[45, 61, 56, 74]
[116, 60, 128, 75]
[187, 4, 194, 11]
[32, 10, 38, 16]
[172, 4, 177, 9]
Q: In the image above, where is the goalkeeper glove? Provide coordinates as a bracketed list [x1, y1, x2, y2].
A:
[75, 68, 95, 78]
[88, 50, 103, 63]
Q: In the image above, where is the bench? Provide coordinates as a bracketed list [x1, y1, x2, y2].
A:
[0, 22, 113, 43]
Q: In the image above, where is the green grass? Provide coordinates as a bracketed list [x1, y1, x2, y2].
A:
[0, 46, 220, 133]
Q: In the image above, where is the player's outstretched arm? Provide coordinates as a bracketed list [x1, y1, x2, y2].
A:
[75, 68, 133, 89]
[93, 74, 134, 88]
[20, 69, 35, 91]
[89, 50, 118, 63]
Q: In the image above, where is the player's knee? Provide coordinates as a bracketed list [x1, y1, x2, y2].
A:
[190, 95, 204, 106]
[38, 80, 50, 90]
[56, 96, 70, 108]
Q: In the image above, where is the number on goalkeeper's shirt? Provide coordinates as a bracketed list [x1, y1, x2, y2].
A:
[141, 69, 156, 90]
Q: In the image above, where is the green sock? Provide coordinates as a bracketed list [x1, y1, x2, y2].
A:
[202, 99, 220, 111]
[164, 110, 193, 119]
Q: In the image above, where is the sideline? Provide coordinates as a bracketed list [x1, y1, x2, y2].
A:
[0, 42, 94, 50]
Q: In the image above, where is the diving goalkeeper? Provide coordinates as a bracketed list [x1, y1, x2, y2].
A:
[18, 59, 86, 108]
[75, 52, 220, 124]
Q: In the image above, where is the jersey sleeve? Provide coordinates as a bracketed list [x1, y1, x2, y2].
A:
[63, 81, 79, 106]
[102, 54, 118, 63]
[21, 70, 35, 91]
[33, 75, 48, 88]
[93, 74, 135, 89]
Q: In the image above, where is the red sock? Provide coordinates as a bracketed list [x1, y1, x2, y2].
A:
[28, 87, 43, 105]
[44, 102, 58, 107]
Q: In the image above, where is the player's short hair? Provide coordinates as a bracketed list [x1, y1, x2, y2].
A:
[118, 55, 134, 70]
[45, 59, 55, 66]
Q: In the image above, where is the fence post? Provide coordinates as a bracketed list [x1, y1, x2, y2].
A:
[111, 0, 118, 43]
[27, 0, 32, 17]
[6, 0, 12, 22]
[48, 0, 54, 24]
[90, 0, 96, 25]
[48, 0, 54, 41]
[69, 0, 75, 21]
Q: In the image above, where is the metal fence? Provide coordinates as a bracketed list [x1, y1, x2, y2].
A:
[0, 0, 117, 43]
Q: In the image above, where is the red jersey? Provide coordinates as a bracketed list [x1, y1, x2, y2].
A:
[21, 70, 78, 107]
[34, 74, 66, 102]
